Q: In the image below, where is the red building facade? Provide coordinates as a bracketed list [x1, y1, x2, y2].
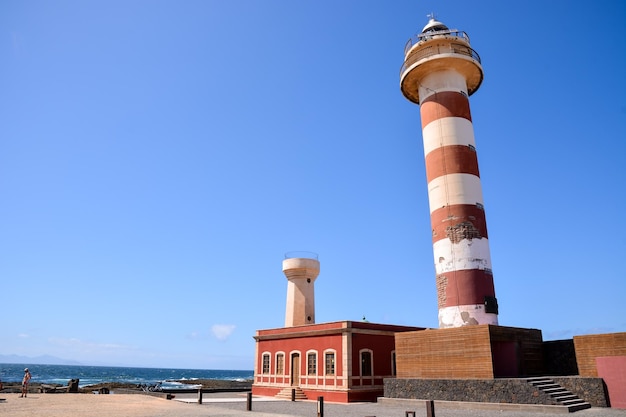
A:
[252, 320, 423, 402]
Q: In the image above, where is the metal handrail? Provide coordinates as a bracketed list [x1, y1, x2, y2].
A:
[403, 29, 471, 55]
[284, 251, 319, 260]
[399, 42, 481, 77]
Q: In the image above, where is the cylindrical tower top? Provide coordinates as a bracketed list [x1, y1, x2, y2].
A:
[400, 17, 483, 104]
[282, 257, 320, 281]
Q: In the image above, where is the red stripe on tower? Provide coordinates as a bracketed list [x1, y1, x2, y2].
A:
[420, 91, 472, 128]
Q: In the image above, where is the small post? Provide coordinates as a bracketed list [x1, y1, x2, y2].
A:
[426, 399, 435, 417]
[317, 396, 324, 417]
[246, 392, 252, 411]
[291, 388, 296, 401]
[405, 412, 416, 417]
[197, 387, 203, 404]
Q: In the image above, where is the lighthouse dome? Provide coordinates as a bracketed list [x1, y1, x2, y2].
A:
[422, 18, 448, 33]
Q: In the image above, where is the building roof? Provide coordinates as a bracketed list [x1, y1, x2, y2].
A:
[255, 320, 426, 340]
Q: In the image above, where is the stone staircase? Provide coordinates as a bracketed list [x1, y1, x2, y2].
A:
[526, 377, 591, 412]
[275, 386, 307, 400]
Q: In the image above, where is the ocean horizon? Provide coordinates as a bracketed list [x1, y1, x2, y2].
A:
[0, 363, 253, 388]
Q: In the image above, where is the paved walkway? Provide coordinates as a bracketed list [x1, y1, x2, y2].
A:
[173, 392, 626, 417]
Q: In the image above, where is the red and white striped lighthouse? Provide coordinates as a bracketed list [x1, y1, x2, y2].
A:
[400, 17, 498, 328]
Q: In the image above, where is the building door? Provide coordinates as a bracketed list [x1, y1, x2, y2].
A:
[492, 341, 519, 377]
[291, 353, 300, 386]
[361, 351, 372, 376]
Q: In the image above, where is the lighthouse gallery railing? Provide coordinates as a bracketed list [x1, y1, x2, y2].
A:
[400, 31, 481, 77]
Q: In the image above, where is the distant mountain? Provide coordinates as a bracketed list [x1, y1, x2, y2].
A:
[0, 354, 82, 366]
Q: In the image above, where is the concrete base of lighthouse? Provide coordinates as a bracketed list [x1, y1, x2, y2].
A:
[393, 325, 544, 379]
[384, 324, 609, 409]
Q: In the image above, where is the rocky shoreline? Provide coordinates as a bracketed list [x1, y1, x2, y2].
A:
[1, 378, 252, 394]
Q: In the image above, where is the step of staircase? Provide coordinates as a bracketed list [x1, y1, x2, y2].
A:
[527, 377, 553, 384]
[526, 378, 591, 412]
[567, 402, 593, 413]
[552, 393, 577, 401]
[536, 383, 560, 390]
[543, 386, 570, 394]
[275, 387, 307, 400]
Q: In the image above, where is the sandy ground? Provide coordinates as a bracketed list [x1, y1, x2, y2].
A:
[0, 392, 282, 417]
[2, 392, 626, 417]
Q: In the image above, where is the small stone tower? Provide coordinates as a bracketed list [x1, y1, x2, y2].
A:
[400, 16, 498, 328]
[283, 252, 320, 327]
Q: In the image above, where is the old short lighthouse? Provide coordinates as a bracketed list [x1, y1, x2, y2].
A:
[283, 252, 320, 327]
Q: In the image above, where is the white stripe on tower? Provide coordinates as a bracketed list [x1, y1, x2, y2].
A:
[422, 117, 476, 156]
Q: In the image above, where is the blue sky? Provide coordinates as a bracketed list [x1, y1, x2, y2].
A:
[1, 1, 624, 370]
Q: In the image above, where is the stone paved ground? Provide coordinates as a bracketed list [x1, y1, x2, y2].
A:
[181, 392, 626, 417]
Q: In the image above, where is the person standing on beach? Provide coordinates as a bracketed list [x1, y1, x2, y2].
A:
[20, 368, 31, 397]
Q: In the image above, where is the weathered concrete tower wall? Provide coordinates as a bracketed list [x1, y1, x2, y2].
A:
[283, 253, 320, 327]
[400, 18, 498, 328]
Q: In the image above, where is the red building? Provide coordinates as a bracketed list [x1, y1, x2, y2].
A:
[252, 320, 424, 402]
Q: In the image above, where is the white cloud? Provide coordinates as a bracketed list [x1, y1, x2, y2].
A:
[211, 324, 235, 341]
[18, 333, 29, 338]
[186, 331, 201, 340]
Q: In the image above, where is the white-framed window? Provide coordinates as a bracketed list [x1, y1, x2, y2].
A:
[324, 350, 336, 376]
[275, 352, 285, 375]
[307, 350, 317, 376]
[262, 352, 270, 374]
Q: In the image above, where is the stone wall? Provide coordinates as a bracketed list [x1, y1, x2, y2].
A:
[384, 377, 607, 407]
[553, 377, 608, 407]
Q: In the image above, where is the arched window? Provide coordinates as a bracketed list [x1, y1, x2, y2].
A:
[324, 350, 336, 376]
[262, 352, 271, 374]
[306, 350, 317, 376]
[275, 352, 285, 375]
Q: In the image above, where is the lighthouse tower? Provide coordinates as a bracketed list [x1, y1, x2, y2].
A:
[400, 17, 498, 328]
[283, 252, 320, 327]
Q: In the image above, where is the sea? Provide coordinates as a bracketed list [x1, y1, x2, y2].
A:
[0, 363, 253, 389]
